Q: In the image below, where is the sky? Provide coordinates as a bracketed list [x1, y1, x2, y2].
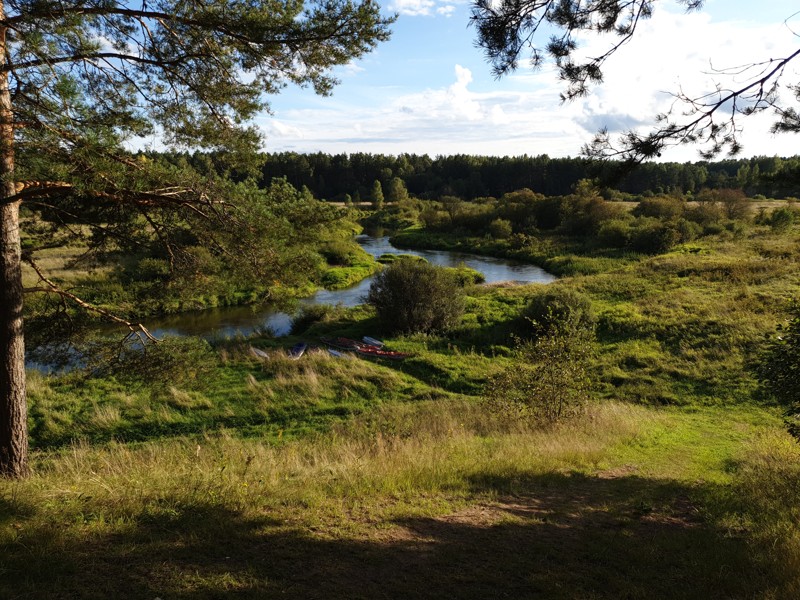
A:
[256, 0, 800, 162]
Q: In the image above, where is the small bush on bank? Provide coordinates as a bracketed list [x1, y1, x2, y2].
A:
[522, 287, 595, 337]
[489, 218, 513, 239]
[629, 219, 681, 254]
[291, 304, 338, 334]
[597, 219, 632, 248]
[367, 259, 465, 334]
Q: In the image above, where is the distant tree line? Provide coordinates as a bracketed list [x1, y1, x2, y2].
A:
[155, 151, 800, 201]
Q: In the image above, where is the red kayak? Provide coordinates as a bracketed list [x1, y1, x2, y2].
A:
[320, 336, 411, 360]
[354, 345, 411, 361]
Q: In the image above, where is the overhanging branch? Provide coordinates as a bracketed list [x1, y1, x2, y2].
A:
[23, 257, 159, 344]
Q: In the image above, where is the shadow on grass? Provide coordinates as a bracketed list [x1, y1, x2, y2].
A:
[0, 472, 783, 599]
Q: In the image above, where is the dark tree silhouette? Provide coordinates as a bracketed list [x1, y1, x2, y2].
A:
[470, 0, 800, 162]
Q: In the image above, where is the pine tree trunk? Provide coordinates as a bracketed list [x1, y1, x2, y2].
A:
[0, 8, 28, 478]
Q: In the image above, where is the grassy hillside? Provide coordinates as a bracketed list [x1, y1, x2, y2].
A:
[3, 218, 800, 598]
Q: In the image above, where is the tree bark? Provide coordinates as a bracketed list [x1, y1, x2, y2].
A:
[0, 5, 28, 478]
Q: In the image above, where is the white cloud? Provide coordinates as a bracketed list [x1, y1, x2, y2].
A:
[390, 0, 463, 17]
[389, 0, 436, 17]
[262, 6, 800, 160]
[563, 7, 800, 159]
[263, 64, 584, 156]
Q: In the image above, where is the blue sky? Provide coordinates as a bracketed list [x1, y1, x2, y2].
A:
[257, 1, 800, 161]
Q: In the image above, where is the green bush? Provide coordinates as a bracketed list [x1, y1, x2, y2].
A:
[366, 259, 465, 334]
[522, 287, 595, 337]
[597, 219, 632, 248]
[632, 196, 685, 220]
[629, 219, 681, 254]
[291, 304, 338, 334]
[675, 218, 703, 242]
[489, 218, 513, 239]
[769, 207, 797, 232]
[449, 265, 486, 286]
[134, 257, 171, 282]
[485, 327, 594, 425]
[319, 240, 370, 267]
[686, 203, 725, 228]
[757, 300, 800, 437]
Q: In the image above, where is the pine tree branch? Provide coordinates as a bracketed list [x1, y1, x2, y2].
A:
[22, 257, 159, 343]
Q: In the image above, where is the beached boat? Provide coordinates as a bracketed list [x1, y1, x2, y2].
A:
[319, 337, 364, 351]
[320, 336, 410, 360]
[362, 336, 384, 348]
[250, 346, 270, 359]
[288, 342, 307, 360]
[354, 345, 411, 361]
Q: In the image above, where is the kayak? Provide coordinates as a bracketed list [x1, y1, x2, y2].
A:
[288, 342, 307, 360]
[362, 336, 384, 348]
[354, 345, 411, 361]
[250, 346, 270, 359]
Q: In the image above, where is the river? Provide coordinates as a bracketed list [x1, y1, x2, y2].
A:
[41, 236, 556, 347]
[137, 235, 556, 339]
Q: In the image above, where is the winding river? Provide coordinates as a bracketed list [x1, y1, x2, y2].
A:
[81, 236, 557, 341]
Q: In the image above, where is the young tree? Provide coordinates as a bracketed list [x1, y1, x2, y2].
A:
[371, 179, 385, 209]
[486, 327, 594, 426]
[386, 176, 409, 203]
[757, 301, 800, 438]
[0, 0, 393, 477]
[470, 1, 800, 161]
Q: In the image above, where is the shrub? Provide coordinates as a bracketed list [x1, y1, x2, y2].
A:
[675, 218, 703, 242]
[319, 240, 370, 267]
[597, 219, 632, 248]
[522, 287, 595, 337]
[366, 259, 465, 334]
[449, 265, 485, 286]
[757, 300, 800, 438]
[489, 217, 513, 239]
[685, 203, 725, 228]
[770, 207, 797, 232]
[419, 206, 449, 230]
[629, 219, 680, 254]
[134, 257, 171, 282]
[485, 327, 594, 426]
[291, 304, 336, 334]
[632, 196, 685, 220]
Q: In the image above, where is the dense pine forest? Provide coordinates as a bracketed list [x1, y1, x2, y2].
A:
[162, 151, 800, 200]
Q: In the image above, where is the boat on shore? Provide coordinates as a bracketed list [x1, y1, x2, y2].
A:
[320, 336, 411, 360]
[354, 345, 411, 361]
[250, 346, 270, 359]
[288, 342, 307, 360]
[319, 336, 363, 351]
[362, 336, 384, 348]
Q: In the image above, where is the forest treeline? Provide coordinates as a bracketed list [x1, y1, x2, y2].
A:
[158, 151, 800, 201]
